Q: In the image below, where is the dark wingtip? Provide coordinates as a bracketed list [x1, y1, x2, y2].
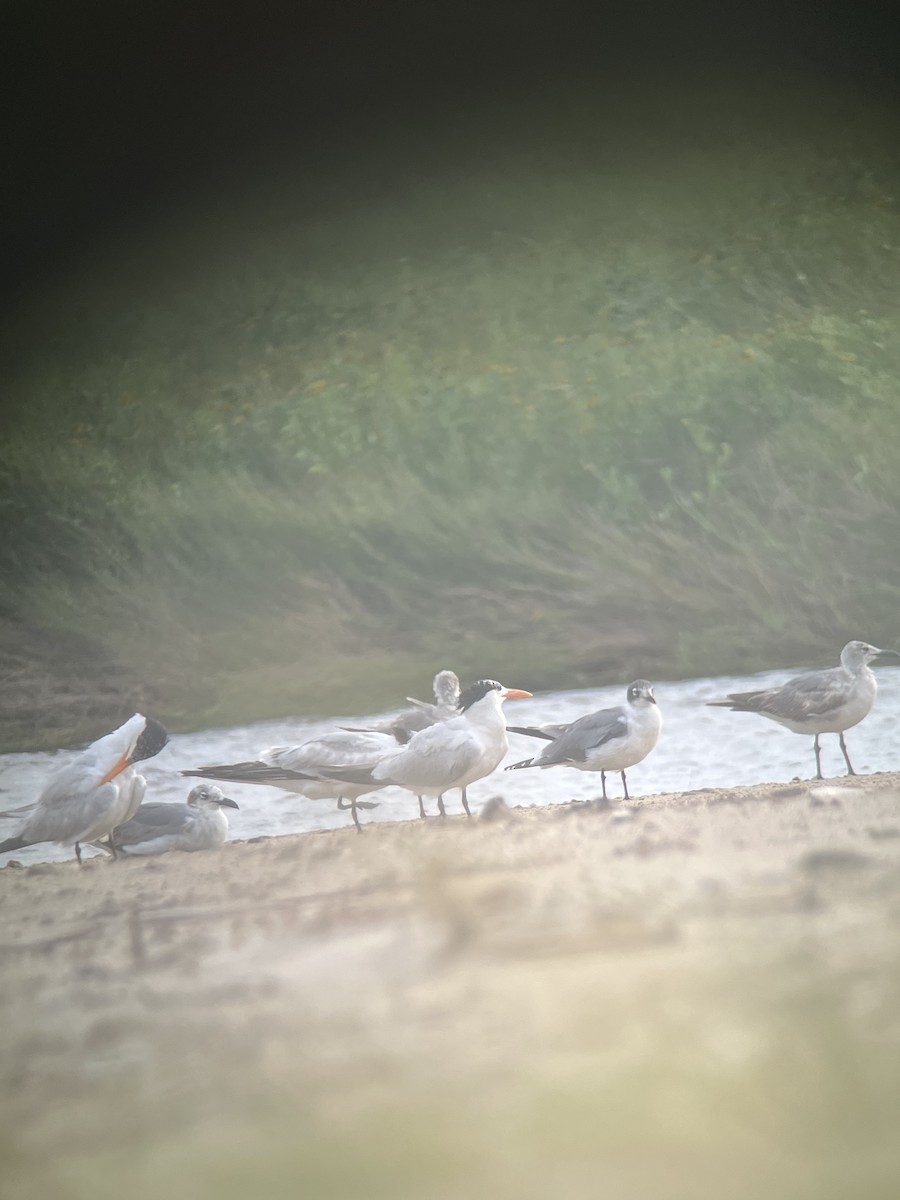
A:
[185, 762, 321, 784]
[506, 725, 555, 741]
[504, 758, 535, 771]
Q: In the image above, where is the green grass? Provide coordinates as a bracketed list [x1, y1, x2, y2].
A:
[3, 77, 900, 748]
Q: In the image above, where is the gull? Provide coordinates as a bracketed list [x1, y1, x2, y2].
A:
[316, 679, 532, 817]
[505, 681, 662, 801]
[342, 669, 461, 744]
[110, 784, 239, 856]
[706, 640, 899, 779]
[182, 730, 396, 832]
[0, 714, 169, 864]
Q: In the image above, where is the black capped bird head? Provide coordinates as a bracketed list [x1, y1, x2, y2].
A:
[458, 679, 503, 711]
[458, 679, 532, 711]
[627, 680, 657, 705]
[133, 716, 169, 763]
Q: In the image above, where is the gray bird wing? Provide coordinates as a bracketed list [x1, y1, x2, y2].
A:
[268, 732, 395, 772]
[23, 778, 121, 844]
[350, 705, 453, 743]
[377, 724, 480, 789]
[727, 666, 850, 721]
[113, 804, 192, 846]
[394, 707, 443, 738]
[182, 760, 318, 785]
[507, 722, 570, 741]
[183, 733, 396, 789]
[536, 708, 629, 765]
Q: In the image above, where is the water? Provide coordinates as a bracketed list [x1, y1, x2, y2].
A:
[2, 666, 899, 866]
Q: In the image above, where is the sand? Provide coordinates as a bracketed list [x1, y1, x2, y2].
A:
[3, 773, 900, 1199]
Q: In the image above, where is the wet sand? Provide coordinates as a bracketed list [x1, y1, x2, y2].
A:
[4, 774, 900, 1199]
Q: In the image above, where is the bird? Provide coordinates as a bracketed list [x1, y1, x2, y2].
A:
[706, 640, 899, 779]
[342, 669, 461, 744]
[0, 714, 169, 864]
[505, 680, 662, 801]
[182, 730, 396, 832]
[341, 669, 461, 816]
[109, 784, 239, 856]
[314, 678, 532, 817]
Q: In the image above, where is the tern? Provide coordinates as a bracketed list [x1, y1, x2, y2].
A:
[707, 640, 899, 778]
[505, 681, 662, 801]
[0, 714, 169, 864]
[341, 669, 461, 816]
[109, 783, 239, 856]
[182, 730, 396, 831]
[317, 678, 532, 817]
[342, 669, 460, 744]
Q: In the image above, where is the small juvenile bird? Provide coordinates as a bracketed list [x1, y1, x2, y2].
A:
[505, 681, 662, 801]
[342, 669, 461, 744]
[0, 714, 169, 863]
[707, 640, 899, 779]
[110, 784, 239, 856]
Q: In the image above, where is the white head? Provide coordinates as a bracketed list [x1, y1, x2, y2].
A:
[186, 784, 240, 811]
[839, 641, 894, 670]
[432, 669, 461, 708]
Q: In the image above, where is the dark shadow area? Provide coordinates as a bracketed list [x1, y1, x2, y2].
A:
[4, 1, 898, 314]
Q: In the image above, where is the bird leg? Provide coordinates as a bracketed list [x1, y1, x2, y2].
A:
[437, 794, 447, 818]
[337, 797, 363, 833]
[600, 771, 608, 801]
[839, 732, 857, 776]
[75, 842, 83, 866]
[813, 734, 824, 780]
[417, 795, 427, 819]
[620, 770, 630, 800]
[460, 787, 471, 817]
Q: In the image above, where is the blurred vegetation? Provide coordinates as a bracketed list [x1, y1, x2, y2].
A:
[3, 78, 900, 749]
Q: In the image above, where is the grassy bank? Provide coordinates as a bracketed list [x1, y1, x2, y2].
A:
[3, 78, 900, 750]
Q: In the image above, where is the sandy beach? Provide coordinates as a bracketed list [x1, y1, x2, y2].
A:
[4, 772, 900, 1199]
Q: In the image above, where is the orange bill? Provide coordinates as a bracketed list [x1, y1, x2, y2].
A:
[99, 751, 131, 786]
[504, 689, 533, 699]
